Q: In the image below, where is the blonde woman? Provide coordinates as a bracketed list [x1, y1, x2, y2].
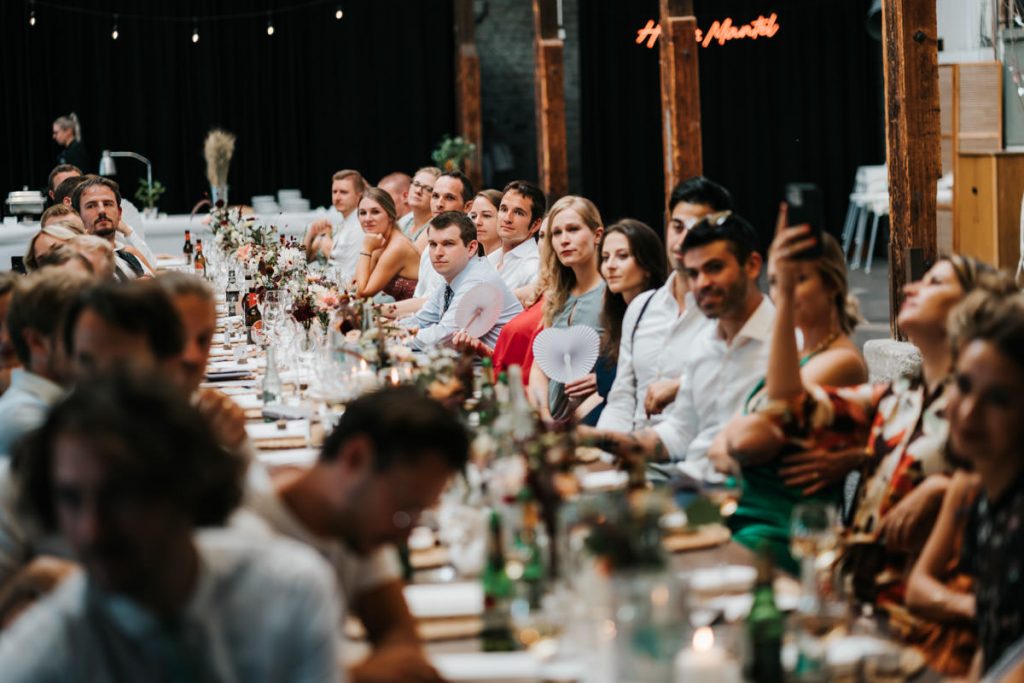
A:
[528, 196, 607, 421]
[25, 223, 83, 271]
[353, 188, 420, 300]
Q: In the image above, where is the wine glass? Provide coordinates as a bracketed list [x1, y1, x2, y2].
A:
[790, 502, 838, 613]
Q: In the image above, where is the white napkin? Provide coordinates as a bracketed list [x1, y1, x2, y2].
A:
[230, 393, 263, 409]
[403, 582, 483, 619]
[257, 448, 319, 468]
[245, 419, 310, 441]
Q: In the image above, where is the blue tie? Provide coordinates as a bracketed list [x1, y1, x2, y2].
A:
[442, 285, 454, 314]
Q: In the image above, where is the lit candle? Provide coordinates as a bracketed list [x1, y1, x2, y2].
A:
[354, 359, 377, 392]
[673, 627, 742, 683]
[389, 367, 399, 385]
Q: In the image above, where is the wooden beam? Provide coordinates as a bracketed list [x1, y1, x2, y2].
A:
[532, 0, 569, 200]
[454, 0, 483, 189]
[658, 0, 703, 212]
[881, 0, 941, 337]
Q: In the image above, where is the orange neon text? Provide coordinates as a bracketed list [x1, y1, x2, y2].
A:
[636, 13, 781, 49]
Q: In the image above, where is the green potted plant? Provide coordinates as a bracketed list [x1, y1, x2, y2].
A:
[431, 135, 477, 172]
[134, 178, 166, 219]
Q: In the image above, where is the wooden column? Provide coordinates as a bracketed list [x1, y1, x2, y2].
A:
[882, 0, 941, 337]
[532, 0, 569, 200]
[658, 0, 703, 207]
[455, 0, 483, 189]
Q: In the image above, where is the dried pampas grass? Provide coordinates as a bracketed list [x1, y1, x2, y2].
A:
[204, 129, 236, 188]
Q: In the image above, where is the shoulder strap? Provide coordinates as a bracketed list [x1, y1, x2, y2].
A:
[629, 291, 656, 348]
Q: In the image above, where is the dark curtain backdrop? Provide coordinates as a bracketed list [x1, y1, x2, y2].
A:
[0, 1, 455, 214]
[579, 0, 885, 251]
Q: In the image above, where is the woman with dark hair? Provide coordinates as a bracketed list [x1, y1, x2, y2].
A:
[354, 188, 420, 300]
[598, 219, 667, 364]
[52, 113, 89, 171]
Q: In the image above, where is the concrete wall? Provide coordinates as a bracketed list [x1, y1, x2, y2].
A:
[937, 0, 995, 64]
[474, 0, 582, 193]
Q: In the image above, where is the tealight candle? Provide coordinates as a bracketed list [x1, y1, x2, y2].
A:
[673, 627, 742, 683]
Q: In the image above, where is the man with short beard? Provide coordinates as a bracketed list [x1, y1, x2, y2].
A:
[579, 214, 775, 479]
[70, 176, 153, 280]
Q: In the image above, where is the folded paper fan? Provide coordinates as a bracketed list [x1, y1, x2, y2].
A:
[455, 283, 502, 339]
[532, 325, 600, 384]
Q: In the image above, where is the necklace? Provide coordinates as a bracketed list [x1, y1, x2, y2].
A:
[802, 328, 841, 359]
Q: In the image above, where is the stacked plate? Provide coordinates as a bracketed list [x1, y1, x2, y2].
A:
[277, 189, 309, 213]
[251, 195, 279, 214]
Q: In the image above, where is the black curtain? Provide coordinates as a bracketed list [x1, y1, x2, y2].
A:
[0, 1, 456, 214]
[579, 0, 885, 252]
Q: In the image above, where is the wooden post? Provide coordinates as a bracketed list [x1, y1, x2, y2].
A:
[532, 0, 569, 200]
[659, 0, 703, 209]
[882, 0, 941, 337]
[454, 0, 483, 189]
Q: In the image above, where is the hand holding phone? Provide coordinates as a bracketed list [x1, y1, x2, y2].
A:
[784, 183, 824, 259]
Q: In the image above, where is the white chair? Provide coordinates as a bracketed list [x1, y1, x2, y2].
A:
[842, 165, 888, 270]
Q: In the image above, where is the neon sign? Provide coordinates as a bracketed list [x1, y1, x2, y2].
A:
[635, 13, 781, 49]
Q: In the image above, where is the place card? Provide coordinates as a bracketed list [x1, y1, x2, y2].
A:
[246, 419, 309, 442]
[403, 582, 483, 619]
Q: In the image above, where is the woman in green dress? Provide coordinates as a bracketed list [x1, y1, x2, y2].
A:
[714, 208, 867, 574]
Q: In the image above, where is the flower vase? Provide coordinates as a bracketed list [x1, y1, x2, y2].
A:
[211, 185, 229, 206]
[298, 320, 320, 355]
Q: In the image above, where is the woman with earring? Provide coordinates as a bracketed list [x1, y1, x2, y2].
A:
[527, 196, 606, 421]
[353, 188, 420, 300]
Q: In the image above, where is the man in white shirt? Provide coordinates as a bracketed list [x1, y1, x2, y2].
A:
[597, 177, 733, 432]
[488, 180, 545, 290]
[404, 212, 522, 351]
[581, 213, 774, 479]
[0, 373, 340, 682]
[411, 170, 476, 301]
[243, 386, 469, 683]
[0, 269, 91, 458]
[305, 169, 366, 284]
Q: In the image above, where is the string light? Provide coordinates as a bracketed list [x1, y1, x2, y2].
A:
[335, 4, 343, 20]
[28, 0, 36, 26]
[191, 20, 199, 43]
[111, 14, 119, 40]
[266, 14, 275, 36]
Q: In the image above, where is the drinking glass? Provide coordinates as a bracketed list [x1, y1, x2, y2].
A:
[790, 502, 838, 613]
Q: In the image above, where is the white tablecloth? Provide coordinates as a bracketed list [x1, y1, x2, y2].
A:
[0, 209, 330, 270]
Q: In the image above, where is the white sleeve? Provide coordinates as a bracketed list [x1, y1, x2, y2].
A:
[596, 292, 650, 432]
[121, 229, 157, 268]
[0, 463, 32, 587]
[652, 363, 699, 460]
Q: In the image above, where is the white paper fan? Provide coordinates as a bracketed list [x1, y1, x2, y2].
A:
[532, 325, 600, 383]
[455, 283, 503, 338]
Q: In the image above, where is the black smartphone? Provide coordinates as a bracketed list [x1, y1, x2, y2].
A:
[785, 182, 824, 259]
[9, 256, 26, 274]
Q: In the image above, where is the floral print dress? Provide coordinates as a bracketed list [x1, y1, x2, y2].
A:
[756, 375, 950, 605]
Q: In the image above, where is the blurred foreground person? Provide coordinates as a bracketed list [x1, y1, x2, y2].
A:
[245, 386, 469, 682]
[0, 372, 340, 681]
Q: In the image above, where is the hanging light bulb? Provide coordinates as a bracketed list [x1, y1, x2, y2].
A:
[266, 15, 275, 36]
[192, 22, 200, 44]
[28, 0, 36, 27]
[335, 4, 343, 20]
[111, 14, 119, 40]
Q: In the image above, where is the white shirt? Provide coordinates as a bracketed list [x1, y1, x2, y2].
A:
[241, 465, 400, 619]
[413, 246, 446, 299]
[0, 460, 69, 587]
[0, 369, 64, 458]
[652, 296, 775, 475]
[487, 238, 540, 291]
[403, 256, 523, 350]
[327, 208, 364, 285]
[597, 275, 712, 432]
[0, 529, 342, 683]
